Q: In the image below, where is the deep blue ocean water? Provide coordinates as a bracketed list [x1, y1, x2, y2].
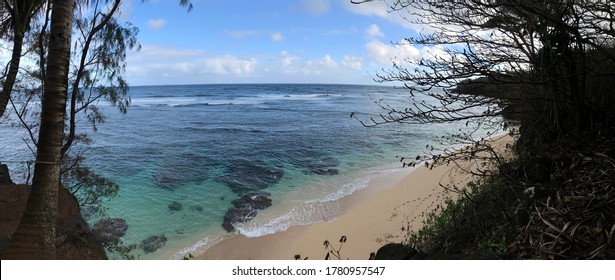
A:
[0, 84, 490, 259]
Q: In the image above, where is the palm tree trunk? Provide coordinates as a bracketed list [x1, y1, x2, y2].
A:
[1, 0, 74, 259]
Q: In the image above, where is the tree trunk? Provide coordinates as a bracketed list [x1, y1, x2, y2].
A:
[0, 29, 24, 118]
[0, 0, 75, 259]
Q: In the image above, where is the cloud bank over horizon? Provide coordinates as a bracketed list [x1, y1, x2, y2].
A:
[0, 0, 437, 86]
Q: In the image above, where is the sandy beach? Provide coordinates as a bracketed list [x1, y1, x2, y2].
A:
[197, 133, 515, 260]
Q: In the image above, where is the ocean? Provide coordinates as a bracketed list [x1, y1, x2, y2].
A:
[0, 84, 493, 259]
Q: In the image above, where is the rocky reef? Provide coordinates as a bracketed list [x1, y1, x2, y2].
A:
[141, 234, 167, 254]
[216, 160, 282, 232]
[92, 217, 128, 244]
[222, 191, 272, 232]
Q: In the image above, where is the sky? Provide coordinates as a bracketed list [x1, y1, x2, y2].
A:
[115, 0, 440, 86]
[0, 0, 442, 86]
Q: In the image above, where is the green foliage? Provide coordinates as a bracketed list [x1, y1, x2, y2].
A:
[357, 0, 615, 260]
[61, 154, 119, 218]
[407, 176, 517, 256]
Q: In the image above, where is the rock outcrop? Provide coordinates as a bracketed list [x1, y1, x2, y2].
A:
[0, 183, 107, 259]
[215, 160, 282, 232]
[222, 207, 257, 232]
[140, 234, 167, 254]
[222, 191, 273, 232]
[168, 201, 183, 212]
[231, 192, 272, 210]
[215, 160, 284, 194]
[310, 167, 339, 175]
[374, 243, 418, 260]
[0, 164, 13, 185]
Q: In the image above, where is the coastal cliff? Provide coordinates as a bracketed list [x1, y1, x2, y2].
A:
[0, 166, 107, 260]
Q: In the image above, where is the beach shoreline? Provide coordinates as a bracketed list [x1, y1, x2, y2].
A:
[194, 133, 515, 260]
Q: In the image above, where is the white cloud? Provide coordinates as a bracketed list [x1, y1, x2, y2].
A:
[302, 0, 331, 15]
[200, 56, 257, 75]
[365, 39, 420, 66]
[126, 45, 203, 79]
[279, 51, 299, 70]
[171, 62, 196, 73]
[147, 19, 167, 31]
[114, 0, 134, 22]
[271, 32, 285, 42]
[421, 45, 450, 61]
[343, 0, 389, 18]
[277, 51, 338, 74]
[343, 0, 433, 33]
[365, 39, 452, 67]
[133, 45, 204, 59]
[366, 24, 384, 38]
[308, 55, 338, 70]
[124, 45, 373, 85]
[342, 55, 363, 70]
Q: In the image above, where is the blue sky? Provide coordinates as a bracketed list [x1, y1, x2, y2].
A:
[116, 0, 445, 85]
[0, 0, 443, 86]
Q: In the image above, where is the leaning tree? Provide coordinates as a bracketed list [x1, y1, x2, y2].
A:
[353, 0, 615, 169]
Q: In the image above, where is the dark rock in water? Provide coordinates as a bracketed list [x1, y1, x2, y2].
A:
[141, 234, 168, 253]
[311, 167, 339, 176]
[216, 159, 284, 194]
[222, 191, 273, 232]
[375, 243, 418, 260]
[222, 207, 257, 232]
[154, 170, 182, 191]
[153, 154, 218, 191]
[168, 201, 183, 212]
[231, 192, 272, 210]
[216, 160, 282, 231]
[0, 164, 13, 185]
[290, 153, 341, 176]
[190, 205, 204, 212]
[92, 218, 128, 243]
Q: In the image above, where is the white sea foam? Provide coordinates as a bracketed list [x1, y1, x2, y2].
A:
[128, 92, 341, 107]
[234, 166, 408, 238]
[171, 234, 228, 260]
[256, 93, 342, 101]
[166, 170, 395, 258]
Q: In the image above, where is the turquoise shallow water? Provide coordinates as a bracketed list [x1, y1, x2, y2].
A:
[0, 84, 494, 259]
